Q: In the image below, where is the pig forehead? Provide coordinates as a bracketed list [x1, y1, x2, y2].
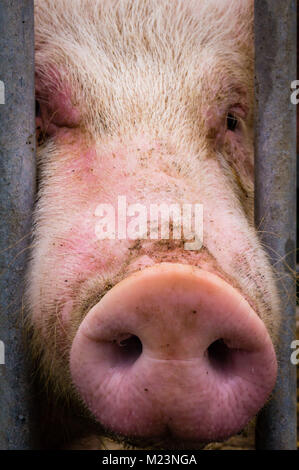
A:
[35, 0, 253, 131]
[35, 0, 253, 70]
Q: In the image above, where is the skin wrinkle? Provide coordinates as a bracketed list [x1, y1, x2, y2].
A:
[68, 242, 272, 337]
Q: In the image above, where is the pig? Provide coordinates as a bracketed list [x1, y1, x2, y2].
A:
[27, 0, 281, 449]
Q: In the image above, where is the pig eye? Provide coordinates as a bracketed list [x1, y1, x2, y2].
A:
[226, 113, 238, 132]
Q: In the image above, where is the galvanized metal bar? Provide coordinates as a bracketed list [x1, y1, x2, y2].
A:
[254, 0, 297, 450]
[0, 0, 36, 449]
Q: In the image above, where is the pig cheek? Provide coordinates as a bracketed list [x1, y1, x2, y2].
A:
[49, 224, 131, 296]
[60, 300, 74, 332]
[38, 239, 121, 334]
[46, 138, 105, 210]
[57, 235, 128, 275]
[42, 141, 130, 310]
[224, 134, 254, 191]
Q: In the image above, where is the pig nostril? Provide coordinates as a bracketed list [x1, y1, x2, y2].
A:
[207, 338, 234, 373]
[111, 334, 143, 367]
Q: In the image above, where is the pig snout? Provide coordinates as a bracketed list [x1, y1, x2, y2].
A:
[70, 263, 277, 443]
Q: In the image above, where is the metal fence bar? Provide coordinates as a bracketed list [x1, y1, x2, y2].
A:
[0, 0, 36, 449]
[254, 0, 297, 450]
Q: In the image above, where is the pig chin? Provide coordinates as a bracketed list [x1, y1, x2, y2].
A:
[69, 262, 277, 445]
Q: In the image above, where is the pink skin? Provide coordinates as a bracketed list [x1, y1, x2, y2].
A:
[31, 120, 277, 444]
[70, 263, 277, 443]
[31, 40, 279, 446]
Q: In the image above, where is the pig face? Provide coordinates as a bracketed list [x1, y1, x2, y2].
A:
[27, 0, 280, 449]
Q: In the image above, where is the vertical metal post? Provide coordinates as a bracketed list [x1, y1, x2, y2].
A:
[0, 1, 36, 449]
[254, 0, 297, 449]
